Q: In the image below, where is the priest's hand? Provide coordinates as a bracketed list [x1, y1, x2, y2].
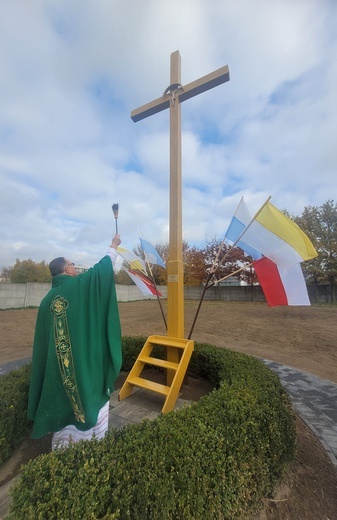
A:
[110, 234, 121, 249]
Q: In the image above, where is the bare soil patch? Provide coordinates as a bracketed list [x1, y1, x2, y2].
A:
[1, 301, 337, 519]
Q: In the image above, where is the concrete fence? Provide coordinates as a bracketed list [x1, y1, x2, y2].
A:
[0, 283, 52, 309]
[0, 282, 335, 309]
[0, 283, 168, 309]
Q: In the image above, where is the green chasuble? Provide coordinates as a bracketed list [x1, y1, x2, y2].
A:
[28, 255, 122, 439]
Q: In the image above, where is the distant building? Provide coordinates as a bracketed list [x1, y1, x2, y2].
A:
[75, 265, 89, 274]
[218, 276, 241, 286]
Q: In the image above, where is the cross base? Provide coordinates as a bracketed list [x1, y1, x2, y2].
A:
[118, 335, 194, 414]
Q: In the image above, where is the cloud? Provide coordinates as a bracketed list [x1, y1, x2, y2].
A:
[1, 0, 337, 270]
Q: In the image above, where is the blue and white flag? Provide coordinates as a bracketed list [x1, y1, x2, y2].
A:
[225, 197, 262, 260]
[139, 238, 166, 268]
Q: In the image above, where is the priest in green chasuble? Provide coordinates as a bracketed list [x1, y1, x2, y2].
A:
[28, 234, 122, 449]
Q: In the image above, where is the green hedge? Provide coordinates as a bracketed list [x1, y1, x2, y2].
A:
[0, 364, 32, 465]
[0, 336, 148, 467]
[3, 338, 296, 519]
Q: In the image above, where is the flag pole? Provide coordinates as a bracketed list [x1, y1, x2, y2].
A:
[212, 196, 272, 273]
[187, 270, 213, 339]
[137, 229, 167, 330]
[144, 253, 167, 330]
[206, 263, 253, 289]
[229, 196, 271, 249]
[117, 249, 147, 274]
[188, 196, 271, 339]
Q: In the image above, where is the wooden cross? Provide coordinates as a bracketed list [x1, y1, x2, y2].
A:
[131, 50, 230, 340]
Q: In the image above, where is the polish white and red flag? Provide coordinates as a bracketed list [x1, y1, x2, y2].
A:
[123, 267, 162, 297]
[225, 197, 316, 306]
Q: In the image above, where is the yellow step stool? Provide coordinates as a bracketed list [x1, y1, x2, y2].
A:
[118, 335, 194, 414]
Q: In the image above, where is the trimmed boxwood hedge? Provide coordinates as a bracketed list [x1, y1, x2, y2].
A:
[0, 363, 32, 465]
[2, 337, 296, 519]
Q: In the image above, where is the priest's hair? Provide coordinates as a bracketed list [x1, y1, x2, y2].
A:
[49, 257, 67, 277]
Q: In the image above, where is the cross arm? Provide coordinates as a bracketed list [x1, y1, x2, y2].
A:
[131, 94, 171, 123]
[130, 63, 230, 123]
[178, 65, 230, 103]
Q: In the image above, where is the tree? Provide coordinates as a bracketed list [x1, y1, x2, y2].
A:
[319, 200, 337, 287]
[154, 241, 205, 286]
[129, 238, 254, 287]
[183, 246, 206, 285]
[113, 268, 134, 285]
[295, 199, 337, 302]
[200, 237, 250, 285]
[9, 259, 51, 283]
[132, 243, 168, 285]
[0, 266, 11, 283]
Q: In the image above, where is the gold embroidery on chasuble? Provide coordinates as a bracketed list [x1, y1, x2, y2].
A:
[51, 296, 85, 423]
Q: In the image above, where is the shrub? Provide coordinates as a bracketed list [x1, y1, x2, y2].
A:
[120, 335, 149, 370]
[6, 339, 296, 520]
[0, 364, 32, 465]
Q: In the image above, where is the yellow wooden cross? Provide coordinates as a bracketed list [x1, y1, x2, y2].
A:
[119, 53, 230, 408]
[131, 50, 230, 340]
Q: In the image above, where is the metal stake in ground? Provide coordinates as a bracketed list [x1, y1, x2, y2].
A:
[112, 203, 119, 234]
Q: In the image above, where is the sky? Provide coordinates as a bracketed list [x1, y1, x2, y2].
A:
[1, 0, 337, 270]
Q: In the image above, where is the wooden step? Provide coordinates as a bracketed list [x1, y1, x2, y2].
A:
[127, 376, 170, 396]
[148, 335, 192, 349]
[118, 335, 195, 413]
[138, 356, 179, 370]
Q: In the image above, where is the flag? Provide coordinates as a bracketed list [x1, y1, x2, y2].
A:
[117, 247, 146, 273]
[255, 201, 317, 261]
[139, 238, 166, 268]
[253, 257, 310, 306]
[230, 199, 317, 268]
[225, 197, 262, 260]
[123, 267, 162, 297]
